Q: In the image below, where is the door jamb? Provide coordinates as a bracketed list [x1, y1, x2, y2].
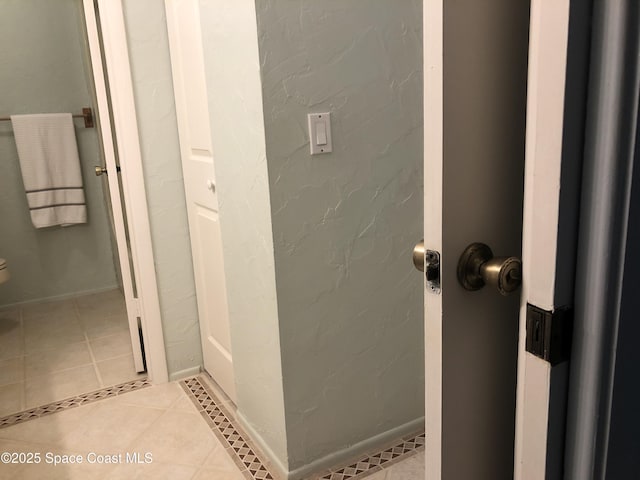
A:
[82, 0, 169, 383]
[423, 0, 444, 478]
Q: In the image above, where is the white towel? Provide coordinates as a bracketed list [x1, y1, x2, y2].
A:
[11, 113, 87, 228]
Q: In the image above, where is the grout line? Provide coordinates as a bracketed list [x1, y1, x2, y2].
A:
[21, 356, 96, 379]
[76, 294, 104, 388]
[84, 332, 104, 388]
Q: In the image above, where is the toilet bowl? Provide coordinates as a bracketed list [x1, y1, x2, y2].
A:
[0, 259, 9, 285]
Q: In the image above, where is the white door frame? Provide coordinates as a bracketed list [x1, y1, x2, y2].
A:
[514, 1, 572, 477]
[82, 0, 168, 383]
[423, 0, 444, 476]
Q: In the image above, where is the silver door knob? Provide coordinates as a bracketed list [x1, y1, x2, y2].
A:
[95, 165, 107, 176]
[457, 242, 521, 296]
[413, 240, 425, 272]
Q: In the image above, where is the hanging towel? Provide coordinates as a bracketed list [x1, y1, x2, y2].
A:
[11, 113, 87, 228]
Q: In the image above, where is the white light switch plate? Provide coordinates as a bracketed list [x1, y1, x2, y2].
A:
[308, 112, 332, 155]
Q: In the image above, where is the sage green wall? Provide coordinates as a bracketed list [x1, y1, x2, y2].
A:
[121, 0, 203, 379]
[0, 0, 118, 306]
[255, 0, 425, 472]
[198, 0, 288, 465]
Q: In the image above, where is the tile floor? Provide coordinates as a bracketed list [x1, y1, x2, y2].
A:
[0, 381, 425, 480]
[0, 289, 145, 416]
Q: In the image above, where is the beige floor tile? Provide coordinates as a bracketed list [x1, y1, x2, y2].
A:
[24, 342, 92, 377]
[89, 331, 133, 362]
[75, 289, 126, 322]
[23, 316, 85, 354]
[169, 392, 200, 414]
[0, 383, 23, 416]
[0, 439, 42, 480]
[13, 446, 114, 480]
[105, 461, 199, 480]
[0, 307, 20, 325]
[75, 288, 125, 309]
[203, 443, 246, 475]
[129, 410, 219, 466]
[96, 355, 146, 386]
[23, 313, 81, 333]
[192, 466, 246, 480]
[0, 460, 24, 480]
[0, 315, 23, 361]
[21, 299, 76, 321]
[382, 451, 425, 480]
[363, 470, 387, 480]
[59, 399, 164, 453]
[83, 312, 129, 340]
[0, 402, 98, 445]
[0, 357, 24, 386]
[16, 461, 113, 480]
[117, 382, 183, 410]
[25, 365, 100, 408]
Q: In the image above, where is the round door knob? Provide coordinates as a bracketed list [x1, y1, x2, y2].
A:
[457, 242, 522, 296]
[95, 165, 107, 176]
[206, 180, 215, 192]
[413, 240, 425, 272]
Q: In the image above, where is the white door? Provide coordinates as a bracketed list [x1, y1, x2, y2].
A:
[165, 0, 236, 401]
[423, 0, 531, 478]
[83, 0, 145, 373]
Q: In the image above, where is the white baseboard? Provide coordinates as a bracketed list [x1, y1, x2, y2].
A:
[236, 411, 425, 480]
[169, 365, 202, 382]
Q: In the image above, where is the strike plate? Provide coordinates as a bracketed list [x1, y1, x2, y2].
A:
[425, 250, 441, 294]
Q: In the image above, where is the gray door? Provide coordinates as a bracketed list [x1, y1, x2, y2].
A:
[423, 1, 530, 478]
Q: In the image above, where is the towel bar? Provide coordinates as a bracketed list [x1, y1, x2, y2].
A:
[0, 108, 94, 128]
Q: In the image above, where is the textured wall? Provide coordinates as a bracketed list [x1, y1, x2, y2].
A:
[198, 0, 288, 465]
[0, 0, 118, 306]
[255, 0, 425, 470]
[121, 0, 202, 378]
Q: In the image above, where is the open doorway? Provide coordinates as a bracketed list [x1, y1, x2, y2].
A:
[0, 0, 146, 418]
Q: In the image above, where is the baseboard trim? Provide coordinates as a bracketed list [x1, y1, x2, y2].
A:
[237, 411, 424, 480]
[169, 365, 202, 382]
[235, 410, 289, 480]
[287, 417, 425, 480]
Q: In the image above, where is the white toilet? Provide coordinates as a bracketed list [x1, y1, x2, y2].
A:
[0, 259, 9, 285]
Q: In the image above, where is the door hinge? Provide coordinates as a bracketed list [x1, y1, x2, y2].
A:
[129, 297, 141, 318]
[525, 304, 573, 365]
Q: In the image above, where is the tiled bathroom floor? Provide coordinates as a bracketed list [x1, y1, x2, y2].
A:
[0, 380, 425, 480]
[0, 289, 145, 417]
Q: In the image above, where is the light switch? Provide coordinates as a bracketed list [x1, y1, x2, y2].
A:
[316, 122, 327, 145]
[308, 112, 332, 155]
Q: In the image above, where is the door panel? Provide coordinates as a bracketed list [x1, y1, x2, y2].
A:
[424, 0, 530, 478]
[165, 0, 235, 401]
[195, 207, 232, 354]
